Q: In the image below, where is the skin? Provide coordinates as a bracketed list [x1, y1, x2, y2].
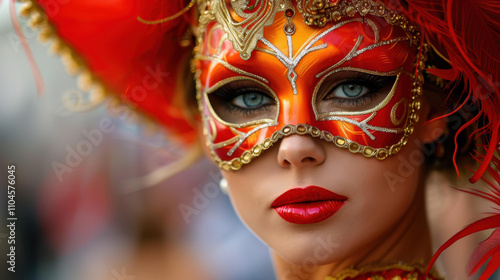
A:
[196, 8, 448, 279]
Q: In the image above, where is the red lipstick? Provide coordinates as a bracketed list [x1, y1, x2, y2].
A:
[271, 186, 347, 224]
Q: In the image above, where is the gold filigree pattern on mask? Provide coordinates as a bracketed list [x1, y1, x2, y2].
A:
[194, 1, 428, 171]
[206, 117, 217, 142]
[199, 0, 290, 60]
[314, 16, 411, 79]
[195, 55, 269, 83]
[391, 97, 408, 126]
[198, 41, 428, 171]
[196, 1, 421, 62]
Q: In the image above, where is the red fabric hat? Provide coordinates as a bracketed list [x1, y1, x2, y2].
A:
[18, 0, 199, 146]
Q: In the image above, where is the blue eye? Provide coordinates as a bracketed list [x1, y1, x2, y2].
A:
[318, 72, 396, 110]
[233, 92, 273, 108]
[332, 83, 369, 98]
[209, 81, 277, 123]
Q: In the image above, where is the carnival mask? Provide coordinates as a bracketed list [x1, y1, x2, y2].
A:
[194, 0, 426, 171]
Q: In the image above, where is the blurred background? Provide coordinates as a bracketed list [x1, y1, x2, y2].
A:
[0, 2, 274, 280]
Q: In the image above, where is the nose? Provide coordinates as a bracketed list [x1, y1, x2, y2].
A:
[277, 134, 326, 168]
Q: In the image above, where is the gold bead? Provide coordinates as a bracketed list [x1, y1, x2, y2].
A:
[410, 113, 419, 123]
[50, 40, 63, 53]
[241, 151, 252, 163]
[411, 100, 421, 110]
[272, 132, 280, 141]
[323, 132, 333, 141]
[221, 162, 231, 171]
[38, 28, 53, 43]
[377, 4, 385, 14]
[263, 138, 272, 149]
[348, 142, 360, 153]
[332, 11, 341, 21]
[252, 145, 262, 156]
[405, 126, 414, 134]
[315, 1, 324, 9]
[360, 2, 370, 15]
[376, 149, 388, 160]
[231, 159, 242, 170]
[390, 145, 401, 155]
[411, 87, 422, 96]
[29, 13, 44, 28]
[20, 2, 34, 18]
[346, 7, 356, 17]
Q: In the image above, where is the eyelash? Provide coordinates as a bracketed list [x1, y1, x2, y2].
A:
[333, 94, 375, 106]
[324, 74, 394, 106]
[213, 82, 274, 116]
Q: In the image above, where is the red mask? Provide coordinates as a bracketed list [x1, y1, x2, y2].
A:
[194, 1, 425, 171]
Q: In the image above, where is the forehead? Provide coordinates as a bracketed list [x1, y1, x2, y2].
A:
[196, 12, 415, 89]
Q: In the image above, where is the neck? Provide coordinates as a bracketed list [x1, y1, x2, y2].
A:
[272, 185, 432, 280]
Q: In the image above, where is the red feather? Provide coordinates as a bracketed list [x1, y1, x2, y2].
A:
[425, 68, 458, 81]
[426, 145, 500, 278]
[390, 0, 500, 183]
[468, 230, 500, 275]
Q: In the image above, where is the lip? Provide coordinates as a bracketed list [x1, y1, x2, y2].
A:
[271, 186, 347, 224]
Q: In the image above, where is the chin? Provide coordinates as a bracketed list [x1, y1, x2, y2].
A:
[265, 225, 348, 265]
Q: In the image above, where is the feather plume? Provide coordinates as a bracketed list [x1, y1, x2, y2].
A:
[425, 145, 500, 279]
[389, 0, 500, 182]
[396, 1, 500, 277]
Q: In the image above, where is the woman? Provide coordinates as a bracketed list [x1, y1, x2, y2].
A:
[16, 0, 500, 278]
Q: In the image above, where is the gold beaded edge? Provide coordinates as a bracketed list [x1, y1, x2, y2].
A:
[211, 123, 394, 172]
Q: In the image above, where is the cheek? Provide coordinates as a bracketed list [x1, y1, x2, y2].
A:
[342, 135, 423, 215]
[341, 153, 421, 236]
[221, 159, 273, 227]
[336, 138, 425, 247]
[346, 153, 421, 207]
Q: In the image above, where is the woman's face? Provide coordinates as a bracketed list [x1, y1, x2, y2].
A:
[195, 3, 431, 265]
[222, 121, 429, 264]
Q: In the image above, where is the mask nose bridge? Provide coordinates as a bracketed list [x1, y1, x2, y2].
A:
[279, 89, 316, 126]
